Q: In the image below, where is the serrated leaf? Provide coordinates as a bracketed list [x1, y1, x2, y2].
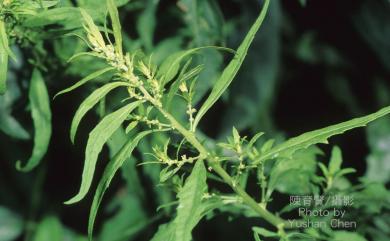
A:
[65, 101, 141, 204]
[151, 160, 207, 241]
[88, 130, 154, 239]
[329, 146, 342, 175]
[54, 67, 115, 98]
[173, 160, 207, 241]
[107, 0, 123, 58]
[193, 0, 270, 129]
[16, 69, 52, 172]
[267, 146, 321, 195]
[254, 106, 390, 165]
[70, 81, 130, 143]
[160, 166, 180, 183]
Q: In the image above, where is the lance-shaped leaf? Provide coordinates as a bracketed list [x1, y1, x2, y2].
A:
[16, 69, 52, 172]
[151, 160, 207, 241]
[65, 101, 141, 204]
[54, 67, 115, 98]
[88, 130, 155, 239]
[136, 0, 160, 51]
[253, 105, 390, 165]
[70, 82, 130, 144]
[193, 0, 270, 129]
[0, 20, 9, 94]
[173, 160, 207, 241]
[107, 0, 123, 58]
[158, 46, 234, 87]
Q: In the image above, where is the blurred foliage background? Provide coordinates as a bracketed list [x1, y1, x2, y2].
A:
[0, 0, 389, 240]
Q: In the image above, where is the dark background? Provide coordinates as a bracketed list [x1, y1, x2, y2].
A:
[0, 0, 389, 240]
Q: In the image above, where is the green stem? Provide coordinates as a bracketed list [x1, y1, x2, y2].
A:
[138, 86, 296, 230]
[157, 106, 286, 229]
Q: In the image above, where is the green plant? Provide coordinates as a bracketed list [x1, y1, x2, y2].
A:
[1, 1, 390, 241]
[54, 0, 390, 240]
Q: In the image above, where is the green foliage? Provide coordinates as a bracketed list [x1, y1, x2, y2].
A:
[0, 206, 23, 241]
[66, 101, 141, 204]
[54, 67, 116, 98]
[0, 20, 9, 94]
[16, 69, 52, 172]
[88, 129, 155, 238]
[253, 105, 390, 165]
[151, 160, 207, 241]
[1, 0, 389, 241]
[70, 82, 131, 143]
[193, 0, 270, 129]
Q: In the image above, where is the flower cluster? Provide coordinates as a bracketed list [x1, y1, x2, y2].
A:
[81, 9, 162, 106]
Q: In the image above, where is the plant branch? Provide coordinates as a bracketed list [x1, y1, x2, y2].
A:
[154, 105, 287, 229]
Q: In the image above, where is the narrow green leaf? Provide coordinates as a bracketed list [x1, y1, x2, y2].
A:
[254, 105, 390, 165]
[107, 0, 123, 58]
[248, 132, 264, 148]
[16, 69, 52, 172]
[125, 121, 138, 134]
[65, 101, 141, 204]
[150, 160, 207, 241]
[193, 0, 270, 129]
[88, 130, 154, 239]
[329, 146, 342, 175]
[0, 28, 8, 95]
[173, 160, 207, 241]
[54, 67, 115, 99]
[166, 63, 203, 109]
[158, 46, 234, 87]
[0, 20, 8, 95]
[165, 58, 192, 108]
[136, 0, 159, 51]
[252, 227, 278, 238]
[0, 20, 16, 60]
[67, 51, 102, 63]
[70, 81, 130, 144]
